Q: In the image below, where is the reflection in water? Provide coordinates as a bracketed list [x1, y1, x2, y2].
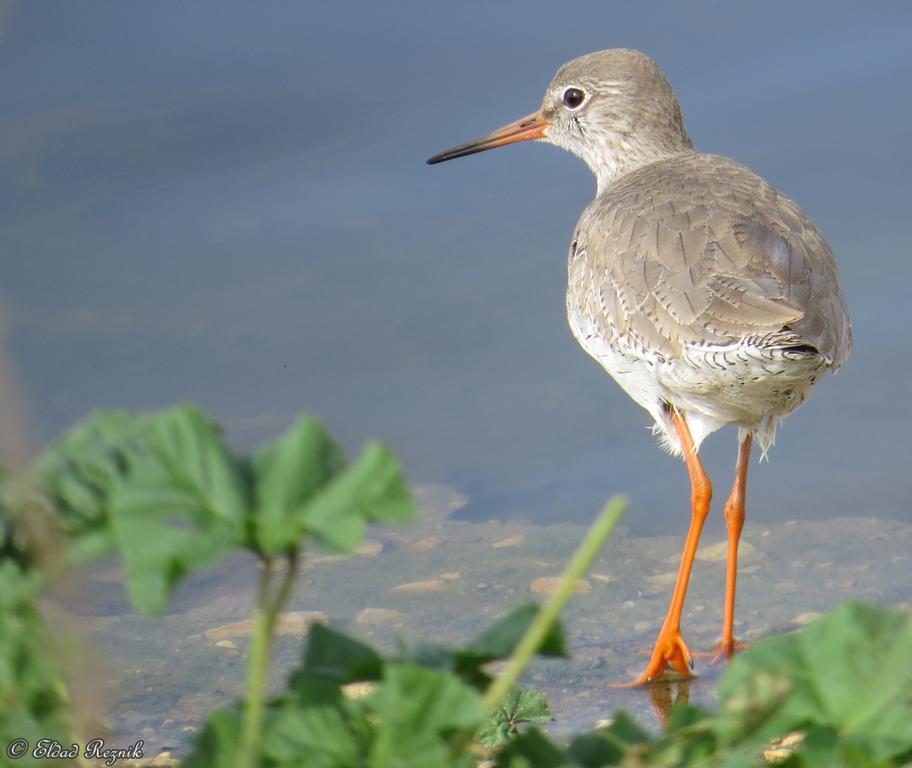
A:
[647, 678, 691, 728]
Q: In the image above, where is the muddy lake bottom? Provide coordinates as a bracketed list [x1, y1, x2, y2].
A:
[44, 484, 912, 758]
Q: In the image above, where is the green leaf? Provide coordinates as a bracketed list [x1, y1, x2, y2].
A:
[717, 603, 912, 762]
[464, 603, 567, 660]
[663, 702, 713, 736]
[494, 728, 571, 768]
[366, 662, 486, 768]
[268, 663, 485, 768]
[476, 687, 551, 749]
[253, 416, 345, 555]
[293, 623, 384, 685]
[263, 700, 367, 768]
[398, 605, 568, 691]
[35, 409, 151, 559]
[1, 494, 31, 570]
[182, 708, 242, 768]
[508, 688, 551, 725]
[107, 406, 250, 615]
[566, 731, 624, 767]
[297, 442, 415, 553]
[35, 406, 251, 614]
[0, 560, 75, 753]
[597, 711, 653, 749]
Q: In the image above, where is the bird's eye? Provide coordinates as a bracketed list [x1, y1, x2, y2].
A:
[562, 87, 585, 109]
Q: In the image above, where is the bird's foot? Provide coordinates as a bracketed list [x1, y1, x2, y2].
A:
[695, 638, 750, 665]
[612, 627, 695, 687]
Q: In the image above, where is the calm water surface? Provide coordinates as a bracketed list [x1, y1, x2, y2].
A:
[2, 0, 911, 756]
[2, 1, 911, 532]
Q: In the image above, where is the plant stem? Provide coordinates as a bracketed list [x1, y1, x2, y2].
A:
[482, 495, 627, 714]
[237, 561, 274, 768]
[236, 550, 300, 768]
[272, 548, 299, 617]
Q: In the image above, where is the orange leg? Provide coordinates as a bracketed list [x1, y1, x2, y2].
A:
[717, 432, 752, 657]
[629, 408, 712, 684]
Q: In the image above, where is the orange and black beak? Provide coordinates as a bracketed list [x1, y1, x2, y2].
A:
[427, 110, 550, 165]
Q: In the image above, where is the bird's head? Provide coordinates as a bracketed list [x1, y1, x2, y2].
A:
[428, 49, 693, 193]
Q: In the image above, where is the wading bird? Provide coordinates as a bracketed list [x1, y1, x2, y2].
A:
[428, 49, 851, 684]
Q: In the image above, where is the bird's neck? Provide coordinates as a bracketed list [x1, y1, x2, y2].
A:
[587, 134, 694, 195]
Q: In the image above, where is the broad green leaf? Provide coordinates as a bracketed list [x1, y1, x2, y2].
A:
[107, 406, 250, 615]
[717, 603, 912, 762]
[366, 662, 485, 768]
[35, 409, 151, 559]
[507, 688, 551, 726]
[293, 623, 384, 685]
[0, 560, 75, 754]
[494, 728, 572, 768]
[182, 708, 242, 768]
[1, 493, 32, 570]
[564, 709, 720, 768]
[394, 642, 499, 691]
[65, 527, 117, 563]
[566, 731, 624, 767]
[139, 406, 250, 527]
[253, 416, 345, 555]
[297, 442, 415, 553]
[397, 606, 567, 691]
[476, 687, 551, 749]
[649, 704, 719, 766]
[263, 701, 366, 768]
[596, 711, 653, 750]
[663, 702, 713, 736]
[463, 603, 567, 660]
[36, 405, 251, 610]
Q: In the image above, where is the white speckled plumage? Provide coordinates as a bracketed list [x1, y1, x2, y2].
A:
[544, 51, 851, 456]
[565, 151, 850, 456]
[430, 48, 851, 458]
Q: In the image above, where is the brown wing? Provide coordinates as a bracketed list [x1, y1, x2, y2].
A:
[569, 153, 851, 366]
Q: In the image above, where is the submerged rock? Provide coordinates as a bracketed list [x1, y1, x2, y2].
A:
[391, 579, 444, 593]
[530, 577, 591, 595]
[204, 611, 328, 641]
[355, 608, 402, 625]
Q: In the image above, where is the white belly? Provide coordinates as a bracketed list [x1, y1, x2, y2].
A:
[566, 301, 827, 456]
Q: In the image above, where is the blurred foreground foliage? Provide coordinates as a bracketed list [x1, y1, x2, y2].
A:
[1, 405, 910, 767]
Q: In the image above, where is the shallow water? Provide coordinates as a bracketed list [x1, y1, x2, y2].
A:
[4, 2, 912, 758]
[44, 485, 912, 756]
